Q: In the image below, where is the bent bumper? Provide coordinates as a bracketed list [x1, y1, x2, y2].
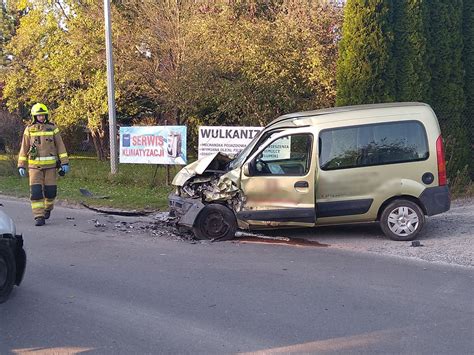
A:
[168, 194, 205, 229]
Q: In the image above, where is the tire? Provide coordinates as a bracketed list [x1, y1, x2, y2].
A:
[380, 199, 425, 241]
[0, 243, 16, 304]
[193, 204, 237, 241]
[15, 247, 27, 286]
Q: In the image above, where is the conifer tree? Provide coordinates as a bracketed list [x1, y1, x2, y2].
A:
[392, 0, 430, 102]
[463, 0, 474, 177]
[427, 0, 467, 175]
[336, 0, 396, 106]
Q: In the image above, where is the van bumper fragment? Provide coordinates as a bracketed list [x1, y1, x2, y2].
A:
[419, 185, 450, 216]
[168, 193, 205, 228]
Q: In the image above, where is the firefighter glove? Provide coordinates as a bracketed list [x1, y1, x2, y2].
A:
[18, 168, 26, 177]
[61, 164, 70, 174]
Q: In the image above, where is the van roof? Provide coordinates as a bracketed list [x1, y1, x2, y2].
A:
[269, 102, 430, 127]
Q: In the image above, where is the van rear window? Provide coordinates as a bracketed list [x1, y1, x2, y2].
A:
[319, 121, 429, 170]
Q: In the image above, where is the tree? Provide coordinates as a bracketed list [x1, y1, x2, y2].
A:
[427, 0, 468, 176]
[463, 0, 474, 178]
[175, 1, 342, 126]
[336, 0, 396, 106]
[2, 1, 129, 160]
[119, 0, 342, 151]
[0, 3, 15, 68]
[392, 0, 430, 102]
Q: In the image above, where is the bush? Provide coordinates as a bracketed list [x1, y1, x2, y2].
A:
[0, 110, 24, 174]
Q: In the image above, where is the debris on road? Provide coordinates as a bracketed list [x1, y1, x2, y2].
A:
[93, 220, 106, 228]
[411, 240, 424, 247]
[86, 212, 196, 243]
[81, 202, 153, 217]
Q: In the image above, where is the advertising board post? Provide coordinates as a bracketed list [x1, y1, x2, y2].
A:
[165, 120, 170, 186]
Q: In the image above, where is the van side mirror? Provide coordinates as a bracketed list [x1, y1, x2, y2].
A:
[243, 163, 250, 176]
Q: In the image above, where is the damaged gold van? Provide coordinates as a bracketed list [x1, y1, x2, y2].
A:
[169, 102, 450, 241]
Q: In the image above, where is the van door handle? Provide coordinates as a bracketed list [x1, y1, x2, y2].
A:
[294, 181, 309, 188]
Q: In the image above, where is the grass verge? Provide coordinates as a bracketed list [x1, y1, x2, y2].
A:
[0, 155, 182, 210]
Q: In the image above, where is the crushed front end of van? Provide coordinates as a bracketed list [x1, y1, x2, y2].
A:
[168, 152, 245, 240]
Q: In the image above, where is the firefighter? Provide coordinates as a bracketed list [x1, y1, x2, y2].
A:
[17, 103, 70, 226]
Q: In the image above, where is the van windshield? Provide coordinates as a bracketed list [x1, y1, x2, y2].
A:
[228, 129, 287, 170]
[228, 130, 263, 169]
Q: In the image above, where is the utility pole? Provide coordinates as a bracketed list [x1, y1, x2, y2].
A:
[104, 0, 118, 174]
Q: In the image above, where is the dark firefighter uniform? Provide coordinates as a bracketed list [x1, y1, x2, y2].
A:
[17, 103, 69, 225]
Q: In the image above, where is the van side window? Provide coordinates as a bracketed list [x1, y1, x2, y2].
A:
[319, 121, 429, 170]
[250, 134, 313, 176]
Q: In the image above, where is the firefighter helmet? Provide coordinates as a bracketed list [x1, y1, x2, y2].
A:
[30, 103, 49, 122]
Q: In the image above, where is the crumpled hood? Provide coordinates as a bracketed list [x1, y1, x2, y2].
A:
[0, 210, 16, 235]
[172, 152, 234, 187]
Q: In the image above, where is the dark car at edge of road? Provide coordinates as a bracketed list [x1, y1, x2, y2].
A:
[0, 209, 26, 304]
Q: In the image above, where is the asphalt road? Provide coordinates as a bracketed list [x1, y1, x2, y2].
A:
[0, 197, 473, 354]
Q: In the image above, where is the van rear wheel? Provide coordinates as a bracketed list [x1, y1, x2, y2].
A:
[380, 200, 424, 241]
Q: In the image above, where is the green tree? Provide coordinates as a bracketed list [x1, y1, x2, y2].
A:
[392, 0, 430, 102]
[0, 3, 14, 68]
[122, 0, 342, 127]
[463, 0, 474, 178]
[427, 0, 468, 176]
[176, 2, 342, 127]
[336, 0, 396, 106]
[2, 1, 130, 160]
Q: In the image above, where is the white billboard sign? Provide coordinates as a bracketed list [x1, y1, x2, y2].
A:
[198, 126, 291, 161]
[198, 126, 262, 159]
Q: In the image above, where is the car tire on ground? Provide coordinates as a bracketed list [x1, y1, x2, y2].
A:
[380, 199, 425, 241]
[193, 204, 237, 241]
[0, 243, 16, 304]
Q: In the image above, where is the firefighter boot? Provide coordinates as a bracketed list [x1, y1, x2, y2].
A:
[35, 217, 45, 226]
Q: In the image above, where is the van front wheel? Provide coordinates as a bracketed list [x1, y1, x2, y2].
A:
[193, 204, 237, 241]
[380, 200, 425, 241]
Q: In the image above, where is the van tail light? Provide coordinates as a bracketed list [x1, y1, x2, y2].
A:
[436, 135, 447, 186]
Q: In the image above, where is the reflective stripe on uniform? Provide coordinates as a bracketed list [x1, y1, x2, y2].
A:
[18, 156, 27, 161]
[44, 199, 55, 207]
[28, 156, 57, 165]
[31, 201, 45, 209]
[28, 161, 56, 165]
[28, 131, 55, 137]
[59, 153, 68, 158]
[53, 128, 60, 134]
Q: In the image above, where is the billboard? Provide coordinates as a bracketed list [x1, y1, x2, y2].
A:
[198, 126, 290, 160]
[198, 126, 262, 159]
[119, 126, 187, 165]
